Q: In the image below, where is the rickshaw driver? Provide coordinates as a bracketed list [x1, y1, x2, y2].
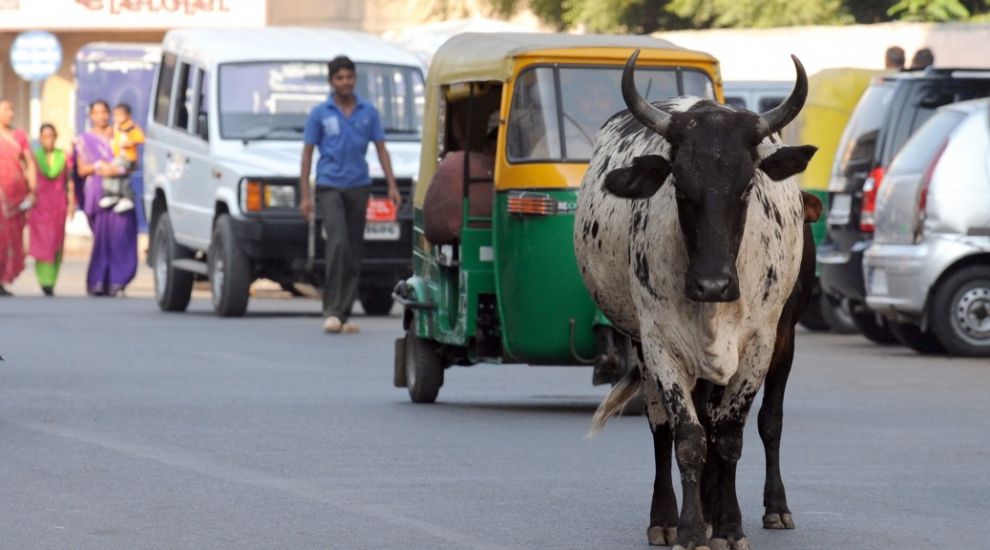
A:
[560, 72, 620, 158]
[298, 55, 403, 334]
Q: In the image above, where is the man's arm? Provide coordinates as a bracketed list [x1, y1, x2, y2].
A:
[375, 141, 401, 207]
[299, 143, 316, 219]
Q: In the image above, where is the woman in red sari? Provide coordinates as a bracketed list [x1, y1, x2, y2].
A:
[29, 123, 74, 296]
[0, 99, 38, 296]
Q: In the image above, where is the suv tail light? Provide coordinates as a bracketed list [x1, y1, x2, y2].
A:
[913, 139, 950, 243]
[859, 167, 885, 232]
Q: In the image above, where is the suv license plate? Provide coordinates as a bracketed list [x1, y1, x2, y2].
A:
[828, 194, 852, 226]
[365, 222, 400, 241]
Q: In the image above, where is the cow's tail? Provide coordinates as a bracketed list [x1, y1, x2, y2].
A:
[588, 367, 643, 437]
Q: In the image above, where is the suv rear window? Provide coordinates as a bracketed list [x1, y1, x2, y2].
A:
[887, 109, 965, 175]
[830, 83, 895, 185]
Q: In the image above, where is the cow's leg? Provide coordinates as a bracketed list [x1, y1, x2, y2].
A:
[708, 341, 775, 550]
[758, 327, 796, 530]
[643, 367, 678, 546]
[642, 345, 709, 550]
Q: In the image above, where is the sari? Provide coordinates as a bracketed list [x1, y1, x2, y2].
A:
[29, 147, 70, 289]
[74, 129, 137, 295]
[0, 129, 29, 285]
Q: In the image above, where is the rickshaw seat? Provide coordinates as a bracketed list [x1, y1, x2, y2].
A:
[423, 150, 494, 245]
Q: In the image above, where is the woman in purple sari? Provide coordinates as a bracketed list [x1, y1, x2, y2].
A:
[74, 100, 137, 296]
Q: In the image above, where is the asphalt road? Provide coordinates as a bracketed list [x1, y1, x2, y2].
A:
[2, 294, 989, 549]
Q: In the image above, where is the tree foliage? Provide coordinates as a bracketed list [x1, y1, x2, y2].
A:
[481, 0, 990, 31]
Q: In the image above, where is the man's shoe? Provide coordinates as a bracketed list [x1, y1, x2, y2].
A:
[323, 316, 343, 333]
[342, 322, 360, 334]
[113, 198, 135, 213]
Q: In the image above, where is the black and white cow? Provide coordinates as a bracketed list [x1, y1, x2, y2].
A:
[575, 51, 820, 550]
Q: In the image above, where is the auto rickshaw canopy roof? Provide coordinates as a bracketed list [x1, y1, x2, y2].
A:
[426, 32, 718, 85]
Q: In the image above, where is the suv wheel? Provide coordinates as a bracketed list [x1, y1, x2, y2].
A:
[152, 212, 193, 312]
[209, 214, 251, 317]
[849, 301, 897, 345]
[930, 266, 990, 357]
[359, 283, 395, 316]
[888, 321, 946, 355]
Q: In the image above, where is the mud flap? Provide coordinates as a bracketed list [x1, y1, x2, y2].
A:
[394, 337, 408, 387]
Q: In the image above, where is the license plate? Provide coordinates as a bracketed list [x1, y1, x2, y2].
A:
[364, 222, 400, 241]
[828, 194, 852, 226]
[869, 268, 889, 296]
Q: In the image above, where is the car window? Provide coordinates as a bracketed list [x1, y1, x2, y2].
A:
[153, 53, 177, 125]
[172, 62, 193, 132]
[887, 109, 965, 175]
[832, 83, 895, 177]
[508, 65, 714, 162]
[195, 68, 209, 141]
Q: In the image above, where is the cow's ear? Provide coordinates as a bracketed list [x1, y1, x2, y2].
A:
[759, 145, 817, 181]
[801, 191, 823, 223]
[603, 155, 671, 199]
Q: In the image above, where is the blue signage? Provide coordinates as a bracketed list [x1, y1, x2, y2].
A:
[10, 31, 63, 82]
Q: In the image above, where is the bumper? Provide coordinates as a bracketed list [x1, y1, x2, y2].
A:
[819, 235, 871, 302]
[864, 235, 982, 320]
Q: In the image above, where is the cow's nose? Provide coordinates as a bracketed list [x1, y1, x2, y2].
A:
[687, 274, 739, 302]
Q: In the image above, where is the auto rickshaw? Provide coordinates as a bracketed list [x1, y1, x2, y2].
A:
[392, 33, 723, 403]
[780, 68, 886, 332]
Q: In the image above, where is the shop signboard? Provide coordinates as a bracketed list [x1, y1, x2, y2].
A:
[0, 0, 267, 29]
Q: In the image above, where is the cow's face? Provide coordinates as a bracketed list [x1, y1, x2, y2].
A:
[603, 52, 816, 303]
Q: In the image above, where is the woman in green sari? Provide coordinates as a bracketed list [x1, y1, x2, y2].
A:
[28, 124, 74, 296]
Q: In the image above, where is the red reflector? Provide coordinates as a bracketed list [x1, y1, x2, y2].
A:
[507, 193, 556, 216]
[859, 166, 885, 233]
[366, 197, 397, 222]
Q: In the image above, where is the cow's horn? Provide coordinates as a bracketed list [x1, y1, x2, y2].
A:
[758, 55, 808, 137]
[622, 49, 671, 138]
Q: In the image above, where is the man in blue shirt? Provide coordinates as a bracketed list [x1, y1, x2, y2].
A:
[299, 56, 402, 334]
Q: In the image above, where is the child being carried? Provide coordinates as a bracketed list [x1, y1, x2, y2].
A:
[98, 103, 145, 214]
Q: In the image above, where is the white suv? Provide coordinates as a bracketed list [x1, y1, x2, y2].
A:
[144, 28, 424, 316]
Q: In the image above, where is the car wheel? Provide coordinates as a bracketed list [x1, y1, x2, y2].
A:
[152, 212, 193, 312]
[888, 321, 946, 355]
[930, 266, 990, 357]
[798, 287, 829, 332]
[359, 283, 395, 316]
[821, 295, 858, 335]
[405, 320, 444, 404]
[209, 214, 251, 317]
[849, 300, 897, 345]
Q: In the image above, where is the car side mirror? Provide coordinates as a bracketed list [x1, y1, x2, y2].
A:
[197, 112, 209, 141]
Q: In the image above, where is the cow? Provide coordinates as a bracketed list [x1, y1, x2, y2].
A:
[574, 51, 820, 550]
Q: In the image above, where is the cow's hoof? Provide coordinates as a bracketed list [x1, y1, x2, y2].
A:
[763, 512, 795, 530]
[709, 537, 750, 550]
[705, 523, 713, 540]
[648, 525, 677, 546]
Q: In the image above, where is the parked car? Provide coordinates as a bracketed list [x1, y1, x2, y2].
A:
[819, 67, 990, 344]
[864, 98, 990, 357]
[75, 42, 161, 232]
[723, 81, 789, 112]
[781, 68, 885, 334]
[144, 28, 425, 317]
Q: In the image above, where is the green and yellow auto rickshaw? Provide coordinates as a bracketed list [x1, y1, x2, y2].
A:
[781, 68, 885, 332]
[392, 33, 723, 403]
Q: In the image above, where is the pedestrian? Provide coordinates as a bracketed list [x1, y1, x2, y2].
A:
[98, 103, 144, 214]
[298, 56, 402, 334]
[885, 46, 905, 71]
[0, 99, 38, 296]
[29, 123, 74, 296]
[911, 48, 935, 70]
[73, 100, 138, 296]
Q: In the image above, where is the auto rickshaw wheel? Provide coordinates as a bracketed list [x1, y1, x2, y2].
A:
[405, 322, 444, 404]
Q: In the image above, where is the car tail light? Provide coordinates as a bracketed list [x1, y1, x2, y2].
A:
[507, 192, 556, 216]
[913, 139, 949, 243]
[859, 166, 885, 232]
[244, 180, 264, 212]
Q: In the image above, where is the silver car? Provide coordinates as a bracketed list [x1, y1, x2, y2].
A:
[864, 98, 990, 357]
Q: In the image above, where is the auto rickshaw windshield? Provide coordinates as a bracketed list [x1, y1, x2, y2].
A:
[507, 65, 715, 162]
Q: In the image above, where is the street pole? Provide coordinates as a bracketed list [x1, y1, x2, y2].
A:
[30, 80, 42, 139]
